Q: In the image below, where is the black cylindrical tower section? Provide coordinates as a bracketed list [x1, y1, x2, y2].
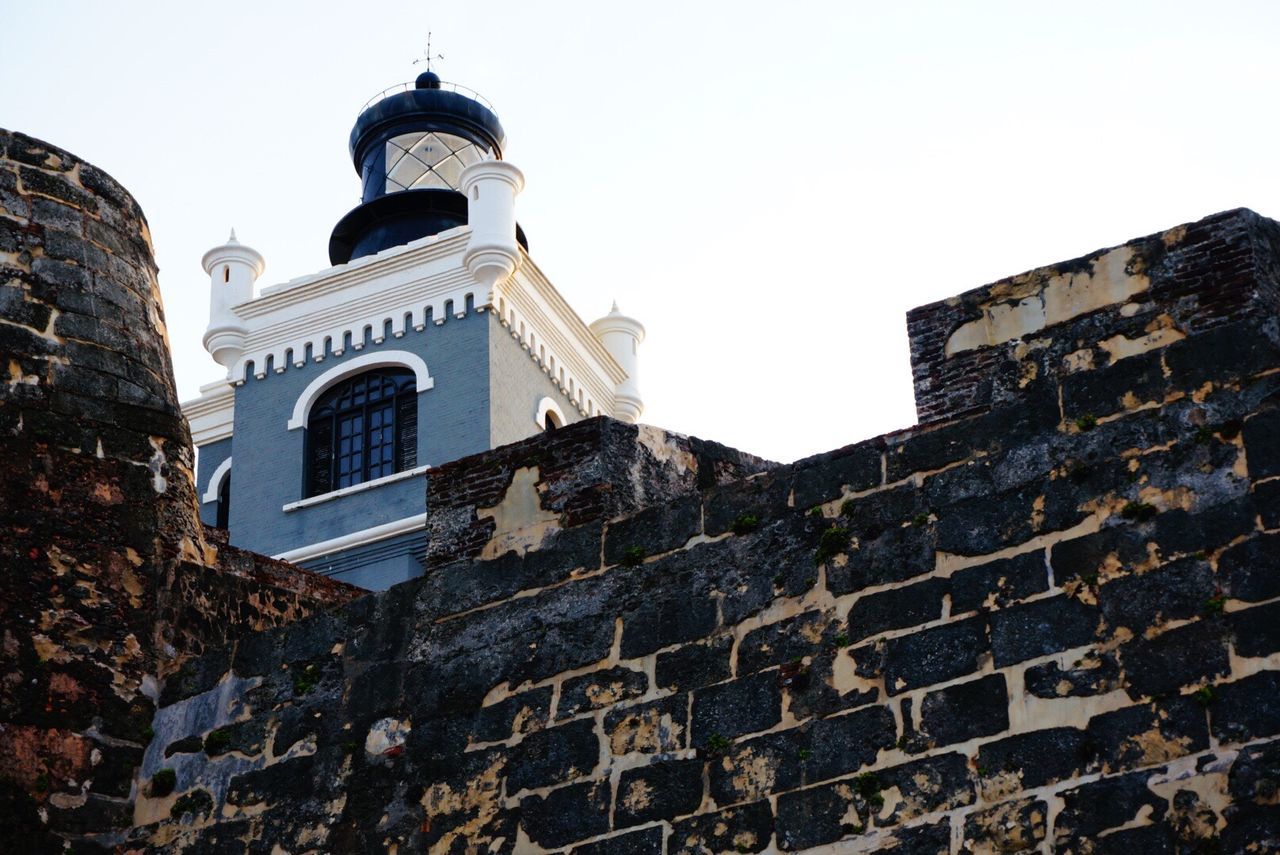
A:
[329, 73, 524, 265]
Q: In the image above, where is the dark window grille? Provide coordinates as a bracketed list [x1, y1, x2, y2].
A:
[305, 369, 417, 497]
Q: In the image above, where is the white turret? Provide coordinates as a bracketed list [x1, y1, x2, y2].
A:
[590, 302, 645, 423]
[460, 159, 525, 304]
[201, 230, 264, 369]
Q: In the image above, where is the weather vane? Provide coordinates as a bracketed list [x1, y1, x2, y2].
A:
[414, 32, 444, 72]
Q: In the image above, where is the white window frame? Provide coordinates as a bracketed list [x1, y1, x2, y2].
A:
[201, 456, 233, 503]
[286, 350, 433, 431]
[535, 396, 568, 430]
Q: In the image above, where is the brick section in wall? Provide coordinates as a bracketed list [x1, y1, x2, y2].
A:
[136, 211, 1280, 853]
[907, 207, 1280, 424]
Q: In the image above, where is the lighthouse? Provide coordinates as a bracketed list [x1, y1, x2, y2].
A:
[181, 70, 644, 589]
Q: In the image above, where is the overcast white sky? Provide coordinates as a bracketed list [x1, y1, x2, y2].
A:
[4, 2, 1279, 462]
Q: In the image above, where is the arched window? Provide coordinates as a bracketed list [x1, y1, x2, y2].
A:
[216, 474, 231, 529]
[535, 397, 567, 434]
[305, 369, 417, 497]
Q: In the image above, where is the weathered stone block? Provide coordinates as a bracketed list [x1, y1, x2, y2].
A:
[1098, 558, 1215, 633]
[881, 616, 988, 694]
[978, 727, 1087, 789]
[1165, 319, 1280, 392]
[669, 801, 773, 854]
[615, 757, 704, 827]
[1062, 349, 1166, 420]
[1231, 599, 1280, 659]
[226, 755, 316, 807]
[827, 523, 935, 596]
[506, 717, 598, 793]
[990, 595, 1098, 667]
[1086, 697, 1208, 773]
[419, 522, 603, 618]
[1212, 671, 1280, 745]
[570, 827, 663, 855]
[473, 686, 553, 743]
[775, 781, 868, 851]
[1054, 769, 1168, 841]
[1121, 619, 1230, 698]
[936, 480, 1085, 557]
[1257, 479, 1280, 529]
[558, 666, 647, 719]
[789, 440, 882, 509]
[871, 820, 951, 854]
[847, 577, 948, 642]
[1024, 651, 1122, 698]
[692, 670, 782, 748]
[950, 551, 1048, 615]
[738, 610, 837, 675]
[655, 634, 733, 692]
[604, 694, 687, 755]
[918, 674, 1009, 749]
[604, 494, 700, 564]
[159, 647, 231, 707]
[1221, 534, 1280, 603]
[1152, 495, 1256, 558]
[620, 567, 719, 659]
[962, 797, 1047, 853]
[519, 780, 611, 849]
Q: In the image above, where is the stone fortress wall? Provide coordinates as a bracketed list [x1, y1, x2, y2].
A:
[138, 208, 1280, 852]
[4, 127, 1280, 853]
[0, 130, 363, 851]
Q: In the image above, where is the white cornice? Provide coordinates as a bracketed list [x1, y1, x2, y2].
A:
[181, 381, 235, 445]
[209, 226, 628, 422]
[249, 228, 470, 311]
[516, 253, 626, 385]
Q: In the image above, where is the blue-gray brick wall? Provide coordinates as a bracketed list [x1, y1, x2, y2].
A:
[226, 312, 490, 558]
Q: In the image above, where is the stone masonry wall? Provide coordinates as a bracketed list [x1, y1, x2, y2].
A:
[138, 211, 1280, 853]
[0, 130, 362, 852]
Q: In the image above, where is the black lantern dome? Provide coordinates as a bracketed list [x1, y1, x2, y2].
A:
[329, 74, 527, 265]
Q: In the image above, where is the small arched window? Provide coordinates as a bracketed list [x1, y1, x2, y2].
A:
[305, 369, 417, 497]
[216, 473, 231, 529]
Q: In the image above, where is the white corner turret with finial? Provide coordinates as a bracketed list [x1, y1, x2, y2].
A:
[460, 158, 525, 305]
[201, 229, 265, 371]
[590, 302, 645, 423]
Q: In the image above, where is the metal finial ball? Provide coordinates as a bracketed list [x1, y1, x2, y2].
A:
[415, 71, 442, 90]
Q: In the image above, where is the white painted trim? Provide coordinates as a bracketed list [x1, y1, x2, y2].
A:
[535, 397, 567, 430]
[281, 464, 430, 511]
[202, 223, 628, 426]
[496, 256, 621, 419]
[286, 350, 434, 430]
[182, 381, 235, 445]
[201, 457, 233, 503]
[272, 513, 427, 564]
